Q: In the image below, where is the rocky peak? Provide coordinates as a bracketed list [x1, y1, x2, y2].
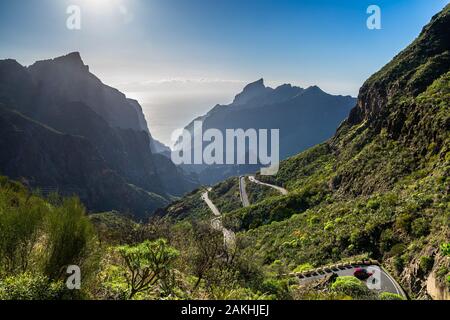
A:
[304, 85, 324, 94]
[29, 52, 89, 73]
[54, 52, 87, 69]
[232, 78, 270, 105]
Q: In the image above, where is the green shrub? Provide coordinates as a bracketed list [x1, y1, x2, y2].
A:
[380, 228, 397, 253]
[0, 273, 65, 300]
[440, 243, 450, 256]
[0, 188, 46, 273]
[366, 199, 380, 210]
[117, 239, 179, 299]
[293, 263, 314, 273]
[44, 197, 96, 280]
[393, 255, 405, 274]
[0, 179, 97, 287]
[260, 278, 291, 300]
[379, 292, 405, 300]
[389, 244, 406, 257]
[331, 276, 373, 299]
[419, 256, 434, 274]
[411, 218, 429, 237]
[395, 213, 413, 232]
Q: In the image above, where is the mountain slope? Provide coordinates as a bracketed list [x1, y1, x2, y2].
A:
[0, 106, 168, 216]
[175, 79, 356, 184]
[0, 53, 198, 217]
[162, 5, 450, 298]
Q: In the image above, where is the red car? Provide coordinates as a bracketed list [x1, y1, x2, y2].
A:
[353, 268, 373, 280]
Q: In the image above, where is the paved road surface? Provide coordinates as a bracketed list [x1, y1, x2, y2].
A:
[239, 176, 250, 207]
[201, 190, 236, 249]
[249, 176, 288, 195]
[296, 264, 406, 298]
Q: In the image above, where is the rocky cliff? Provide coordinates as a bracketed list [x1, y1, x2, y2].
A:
[0, 53, 198, 218]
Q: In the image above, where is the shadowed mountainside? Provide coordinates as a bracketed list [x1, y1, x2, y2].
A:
[0, 53, 198, 218]
[175, 79, 356, 184]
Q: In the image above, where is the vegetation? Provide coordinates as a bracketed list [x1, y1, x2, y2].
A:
[117, 239, 179, 299]
[330, 276, 375, 299]
[156, 5, 450, 300]
[209, 178, 242, 213]
[0, 177, 96, 299]
[0, 5, 448, 301]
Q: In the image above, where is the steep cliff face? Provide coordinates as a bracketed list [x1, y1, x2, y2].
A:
[329, 5, 450, 196]
[0, 53, 198, 217]
[0, 106, 168, 217]
[346, 6, 449, 140]
[34, 100, 164, 194]
[27, 52, 148, 132]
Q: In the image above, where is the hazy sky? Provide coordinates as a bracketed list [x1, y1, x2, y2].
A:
[0, 0, 447, 145]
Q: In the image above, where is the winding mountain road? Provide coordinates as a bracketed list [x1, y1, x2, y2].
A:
[206, 180, 406, 298]
[296, 264, 407, 298]
[239, 176, 250, 207]
[249, 176, 288, 195]
[236, 177, 405, 297]
[201, 189, 236, 249]
[238, 175, 289, 207]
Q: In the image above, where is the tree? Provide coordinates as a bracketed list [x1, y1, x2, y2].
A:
[117, 239, 179, 299]
[44, 197, 96, 280]
[189, 221, 225, 291]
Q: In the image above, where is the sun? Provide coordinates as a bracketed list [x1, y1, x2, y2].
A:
[82, 0, 115, 10]
[91, 0, 113, 7]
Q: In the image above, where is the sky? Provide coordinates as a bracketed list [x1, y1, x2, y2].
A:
[0, 0, 447, 146]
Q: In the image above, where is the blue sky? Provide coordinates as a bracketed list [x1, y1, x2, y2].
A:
[0, 0, 447, 144]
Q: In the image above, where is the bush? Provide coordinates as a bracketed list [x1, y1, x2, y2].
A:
[411, 218, 429, 237]
[0, 188, 46, 273]
[331, 276, 373, 299]
[0, 180, 97, 284]
[380, 228, 397, 253]
[117, 239, 179, 299]
[393, 255, 405, 274]
[419, 256, 434, 274]
[293, 263, 314, 273]
[260, 278, 291, 300]
[0, 273, 65, 300]
[44, 197, 96, 280]
[395, 213, 413, 232]
[440, 243, 450, 256]
[379, 292, 405, 300]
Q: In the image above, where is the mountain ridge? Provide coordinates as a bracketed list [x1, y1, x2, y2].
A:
[0, 53, 199, 218]
[161, 4, 450, 298]
[175, 78, 356, 184]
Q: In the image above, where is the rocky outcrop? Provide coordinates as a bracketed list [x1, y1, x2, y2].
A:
[176, 79, 356, 184]
[0, 106, 168, 217]
[346, 6, 450, 131]
[0, 53, 198, 218]
[427, 264, 450, 300]
[27, 52, 148, 132]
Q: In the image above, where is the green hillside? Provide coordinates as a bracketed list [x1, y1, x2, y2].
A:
[161, 5, 450, 299]
[0, 5, 448, 301]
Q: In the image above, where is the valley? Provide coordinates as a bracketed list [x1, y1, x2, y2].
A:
[0, 3, 448, 302]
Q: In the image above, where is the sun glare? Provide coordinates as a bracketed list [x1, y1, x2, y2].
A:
[83, 0, 115, 10]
